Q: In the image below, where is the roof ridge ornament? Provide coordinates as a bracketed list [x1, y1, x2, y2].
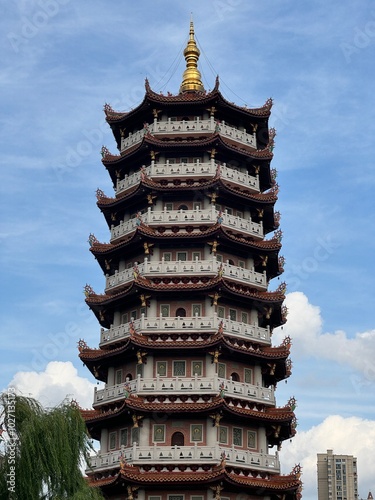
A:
[179, 20, 205, 94]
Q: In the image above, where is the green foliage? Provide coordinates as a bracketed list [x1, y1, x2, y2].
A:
[0, 394, 104, 500]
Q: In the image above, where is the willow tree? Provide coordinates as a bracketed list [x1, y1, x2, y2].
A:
[0, 394, 103, 500]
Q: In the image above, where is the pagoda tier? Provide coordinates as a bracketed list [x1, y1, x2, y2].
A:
[101, 136, 274, 189]
[81, 21, 301, 500]
[89, 228, 283, 280]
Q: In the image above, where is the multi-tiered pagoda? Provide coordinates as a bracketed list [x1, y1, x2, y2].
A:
[79, 22, 302, 500]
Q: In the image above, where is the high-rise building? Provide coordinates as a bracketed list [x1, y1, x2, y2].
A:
[317, 449, 359, 500]
[78, 22, 302, 500]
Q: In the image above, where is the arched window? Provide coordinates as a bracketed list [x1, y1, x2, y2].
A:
[231, 372, 240, 382]
[176, 308, 186, 317]
[171, 431, 184, 447]
[125, 373, 132, 381]
[178, 204, 188, 211]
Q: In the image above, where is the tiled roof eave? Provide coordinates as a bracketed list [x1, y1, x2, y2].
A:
[89, 225, 281, 257]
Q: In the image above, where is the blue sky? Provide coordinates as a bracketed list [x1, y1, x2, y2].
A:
[1, 1, 375, 498]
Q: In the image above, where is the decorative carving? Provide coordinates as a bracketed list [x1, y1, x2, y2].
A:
[209, 413, 222, 427]
[147, 193, 157, 205]
[209, 148, 216, 159]
[143, 242, 154, 255]
[132, 414, 144, 428]
[210, 483, 224, 499]
[291, 463, 302, 479]
[287, 396, 297, 411]
[276, 281, 287, 294]
[87, 234, 98, 247]
[136, 351, 147, 365]
[139, 294, 151, 307]
[209, 292, 220, 306]
[209, 349, 221, 364]
[77, 339, 89, 352]
[274, 229, 283, 243]
[208, 241, 219, 254]
[95, 188, 106, 200]
[260, 255, 268, 267]
[100, 146, 111, 158]
[83, 284, 95, 297]
[208, 192, 218, 204]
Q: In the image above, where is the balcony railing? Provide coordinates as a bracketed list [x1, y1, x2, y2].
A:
[105, 257, 267, 293]
[115, 160, 259, 195]
[93, 374, 275, 406]
[120, 117, 257, 152]
[99, 314, 271, 347]
[110, 206, 263, 243]
[88, 444, 279, 473]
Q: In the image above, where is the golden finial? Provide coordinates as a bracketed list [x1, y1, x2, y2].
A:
[179, 20, 205, 94]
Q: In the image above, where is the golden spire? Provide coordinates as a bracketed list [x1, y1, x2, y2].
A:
[179, 20, 205, 94]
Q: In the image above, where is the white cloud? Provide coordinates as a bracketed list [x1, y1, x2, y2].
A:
[280, 415, 375, 500]
[273, 292, 375, 381]
[8, 361, 97, 408]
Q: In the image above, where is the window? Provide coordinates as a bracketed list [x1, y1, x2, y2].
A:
[121, 313, 129, 324]
[153, 425, 165, 442]
[163, 252, 172, 261]
[236, 211, 243, 218]
[194, 202, 201, 210]
[191, 361, 202, 376]
[244, 368, 253, 384]
[216, 254, 223, 263]
[241, 312, 248, 323]
[157, 361, 167, 377]
[247, 430, 257, 449]
[173, 361, 186, 377]
[109, 432, 116, 450]
[233, 427, 243, 446]
[140, 307, 146, 317]
[130, 310, 137, 320]
[238, 260, 245, 269]
[165, 203, 173, 211]
[192, 304, 201, 316]
[149, 497, 161, 500]
[218, 306, 225, 318]
[131, 427, 139, 445]
[136, 364, 143, 377]
[177, 252, 187, 261]
[168, 496, 183, 500]
[120, 428, 128, 447]
[191, 424, 203, 442]
[176, 307, 186, 317]
[219, 426, 228, 444]
[225, 207, 233, 215]
[160, 305, 170, 317]
[115, 369, 122, 385]
[192, 251, 201, 260]
[229, 309, 237, 321]
[218, 363, 226, 378]
[181, 157, 188, 164]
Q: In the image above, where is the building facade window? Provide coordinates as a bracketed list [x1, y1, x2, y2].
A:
[109, 432, 116, 450]
[156, 361, 167, 377]
[233, 427, 243, 446]
[153, 425, 165, 442]
[191, 424, 203, 442]
[173, 360, 186, 377]
[219, 426, 228, 444]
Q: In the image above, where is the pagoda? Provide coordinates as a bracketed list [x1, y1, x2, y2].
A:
[79, 21, 302, 500]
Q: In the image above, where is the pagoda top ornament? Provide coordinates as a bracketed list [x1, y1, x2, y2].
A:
[179, 20, 205, 94]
